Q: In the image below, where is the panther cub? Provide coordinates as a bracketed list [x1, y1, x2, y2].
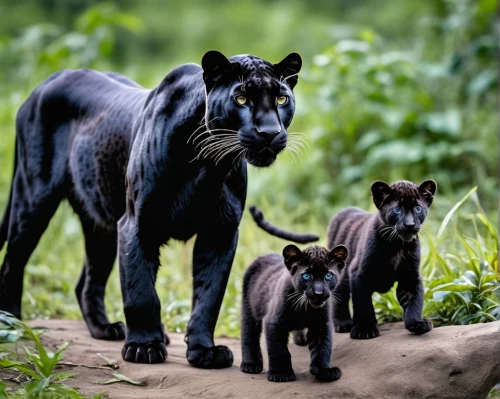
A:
[328, 180, 437, 339]
[240, 244, 347, 382]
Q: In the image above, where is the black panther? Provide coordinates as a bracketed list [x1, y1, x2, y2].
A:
[328, 180, 437, 339]
[0, 50, 302, 367]
[241, 244, 347, 382]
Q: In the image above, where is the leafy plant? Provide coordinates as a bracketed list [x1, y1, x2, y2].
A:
[0, 311, 103, 399]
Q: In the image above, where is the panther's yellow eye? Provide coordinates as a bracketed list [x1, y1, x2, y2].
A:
[235, 95, 247, 105]
[277, 96, 288, 105]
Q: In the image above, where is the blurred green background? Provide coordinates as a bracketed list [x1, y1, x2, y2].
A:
[0, 0, 497, 337]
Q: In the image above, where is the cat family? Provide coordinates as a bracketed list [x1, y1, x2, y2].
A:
[245, 179, 435, 382]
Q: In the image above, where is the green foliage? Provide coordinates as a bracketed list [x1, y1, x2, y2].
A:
[0, 311, 105, 398]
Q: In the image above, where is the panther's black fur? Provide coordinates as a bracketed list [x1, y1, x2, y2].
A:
[0, 50, 302, 367]
[328, 180, 437, 339]
[240, 244, 347, 382]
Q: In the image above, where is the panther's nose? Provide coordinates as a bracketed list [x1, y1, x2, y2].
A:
[255, 128, 280, 143]
[403, 221, 415, 230]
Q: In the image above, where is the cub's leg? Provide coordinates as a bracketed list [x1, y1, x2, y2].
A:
[292, 329, 307, 346]
[265, 321, 295, 382]
[185, 228, 237, 369]
[118, 214, 167, 364]
[350, 274, 379, 339]
[307, 320, 341, 382]
[0, 181, 62, 318]
[397, 277, 432, 335]
[75, 221, 125, 340]
[240, 301, 263, 373]
[332, 267, 353, 333]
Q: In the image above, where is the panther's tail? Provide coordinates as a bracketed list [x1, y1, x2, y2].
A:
[0, 140, 16, 252]
[249, 205, 319, 244]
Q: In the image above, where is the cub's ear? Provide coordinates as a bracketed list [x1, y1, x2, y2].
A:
[371, 181, 393, 209]
[283, 244, 302, 270]
[275, 52, 302, 89]
[201, 50, 233, 86]
[328, 245, 348, 270]
[419, 179, 437, 207]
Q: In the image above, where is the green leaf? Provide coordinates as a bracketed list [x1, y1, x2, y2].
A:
[99, 372, 146, 386]
[53, 371, 80, 381]
[437, 187, 478, 238]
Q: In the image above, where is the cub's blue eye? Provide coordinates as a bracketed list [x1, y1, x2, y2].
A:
[415, 205, 423, 213]
[325, 273, 333, 280]
[301, 273, 311, 281]
[393, 206, 401, 214]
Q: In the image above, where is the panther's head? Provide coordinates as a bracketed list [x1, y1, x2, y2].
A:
[198, 50, 302, 167]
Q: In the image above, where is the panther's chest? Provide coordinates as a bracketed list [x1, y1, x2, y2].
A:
[165, 174, 244, 241]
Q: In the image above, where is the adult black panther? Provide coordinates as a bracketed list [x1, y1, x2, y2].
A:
[0, 51, 302, 367]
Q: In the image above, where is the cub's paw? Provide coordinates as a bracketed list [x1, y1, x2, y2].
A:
[267, 369, 296, 383]
[121, 340, 167, 363]
[164, 332, 171, 346]
[334, 320, 353, 333]
[292, 330, 307, 346]
[350, 324, 380, 340]
[311, 366, 342, 382]
[240, 361, 263, 374]
[406, 319, 433, 335]
[91, 321, 126, 341]
[187, 345, 233, 369]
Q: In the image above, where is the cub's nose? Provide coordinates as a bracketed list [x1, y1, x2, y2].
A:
[255, 128, 280, 143]
[403, 222, 415, 230]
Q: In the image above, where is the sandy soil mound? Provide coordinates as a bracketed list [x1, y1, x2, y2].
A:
[4, 320, 498, 398]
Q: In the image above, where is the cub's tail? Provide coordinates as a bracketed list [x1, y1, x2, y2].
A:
[249, 205, 319, 244]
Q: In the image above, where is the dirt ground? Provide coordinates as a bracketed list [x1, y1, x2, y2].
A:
[2, 320, 499, 398]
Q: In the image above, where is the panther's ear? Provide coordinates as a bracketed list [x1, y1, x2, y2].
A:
[419, 179, 437, 207]
[201, 50, 232, 87]
[283, 244, 302, 270]
[328, 245, 348, 270]
[275, 52, 302, 89]
[371, 181, 393, 209]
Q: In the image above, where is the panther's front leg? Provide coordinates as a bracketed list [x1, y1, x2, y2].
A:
[118, 214, 167, 364]
[307, 319, 341, 382]
[397, 275, 433, 335]
[185, 227, 238, 369]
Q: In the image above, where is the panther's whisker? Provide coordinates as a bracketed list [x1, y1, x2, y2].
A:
[214, 144, 243, 165]
[193, 140, 235, 162]
[187, 116, 220, 144]
[193, 129, 239, 145]
[197, 137, 240, 153]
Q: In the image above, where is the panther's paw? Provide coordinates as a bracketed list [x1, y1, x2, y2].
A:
[406, 319, 433, 335]
[240, 361, 263, 374]
[267, 369, 296, 383]
[312, 366, 342, 382]
[121, 340, 167, 363]
[91, 322, 125, 341]
[292, 330, 307, 346]
[187, 345, 233, 369]
[350, 323, 380, 339]
[334, 320, 353, 333]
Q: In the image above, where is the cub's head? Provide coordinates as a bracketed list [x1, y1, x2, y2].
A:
[199, 50, 302, 167]
[371, 179, 437, 242]
[283, 244, 348, 309]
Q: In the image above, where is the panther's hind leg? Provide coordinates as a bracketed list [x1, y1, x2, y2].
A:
[332, 268, 353, 333]
[0, 183, 63, 318]
[75, 221, 125, 340]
